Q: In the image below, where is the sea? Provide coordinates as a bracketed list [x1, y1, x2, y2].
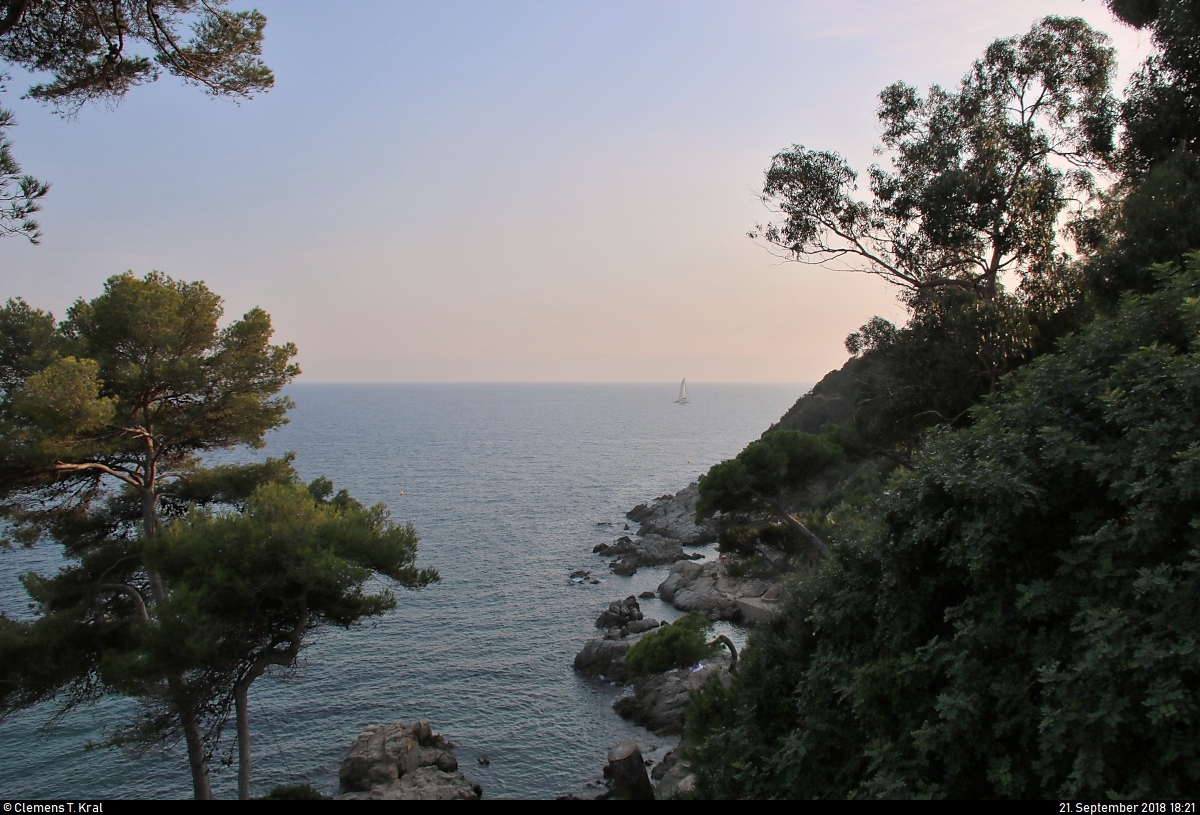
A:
[0, 382, 806, 800]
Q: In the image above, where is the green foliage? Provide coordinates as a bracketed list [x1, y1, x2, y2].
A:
[764, 360, 858, 436]
[99, 473, 438, 732]
[752, 16, 1115, 303]
[0, 1, 273, 240]
[624, 612, 715, 676]
[0, 92, 49, 242]
[1091, 150, 1200, 301]
[0, 271, 300, 542]
[689, 257, 1200, 798]
[719, 523, 808, 561]
[701, 4, 1200, 800]
[0, 272, 436, 798]
[684, 673, 736, 746]
[696, 430, 844, 521]
[1, 1, 273, 111]
[844, 289, 1036, 450]
[756, 522, 806, 553]
[725, 554, 780, 580]
[1113, 0, 1200, 174]
[717, 525, 758, 557]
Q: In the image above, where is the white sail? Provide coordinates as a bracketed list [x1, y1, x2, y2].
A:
[675, 378, 690, 404]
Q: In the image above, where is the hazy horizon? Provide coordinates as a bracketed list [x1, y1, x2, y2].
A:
[2, 1, 1149, 383]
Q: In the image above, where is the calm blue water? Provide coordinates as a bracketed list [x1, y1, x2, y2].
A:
[0, 382, 804, 800]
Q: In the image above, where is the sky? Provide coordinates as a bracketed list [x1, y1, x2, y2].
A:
[0, 0, 1150, 382]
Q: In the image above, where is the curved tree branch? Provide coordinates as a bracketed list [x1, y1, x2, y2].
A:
[750, 490, 832, 560]
[0, 0, 27, 36]
[99, 582, 149, 622]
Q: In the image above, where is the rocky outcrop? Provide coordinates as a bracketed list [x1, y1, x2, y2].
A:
[575, 597, 662, 681]
[337, 721, 481, 800]
[657, 560, 779, 622]
[653, 747, 697, 799]
[612, 652, 732, 735]
[626, 482, 717, 545]
[595, 595, 660, 633]
[574, 635, 637, 682]
[594, 534, 701, 576]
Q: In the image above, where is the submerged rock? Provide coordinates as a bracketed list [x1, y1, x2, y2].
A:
[337, 721, 481, 800]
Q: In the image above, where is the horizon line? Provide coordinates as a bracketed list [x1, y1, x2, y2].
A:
[285, 380, 816, 386]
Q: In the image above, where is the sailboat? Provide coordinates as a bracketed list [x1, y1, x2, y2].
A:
[674, 378, 691, 404]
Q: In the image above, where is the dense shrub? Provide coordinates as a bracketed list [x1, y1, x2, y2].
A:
[757, 522, 806, 553]
[717, 525, 759, 556]
[624, 612, 715, 675]
[690, 260, 1200, 798]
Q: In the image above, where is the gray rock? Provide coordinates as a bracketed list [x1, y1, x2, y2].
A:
[595, 596, 643, 629]
[596, 534, 700, 576]
[657, 560, 780, 622]
[624, 618, 660, 635]
[651, 746, 698, 799]
[337, 721, 481, 800]
[626, 501, 658, 523]
[574, 635, 637, 682]
[627, 483, 717, 545]
[612, 653, 732, 735]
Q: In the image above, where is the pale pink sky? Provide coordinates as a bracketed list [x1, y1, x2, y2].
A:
[1, 1, 1148, 382]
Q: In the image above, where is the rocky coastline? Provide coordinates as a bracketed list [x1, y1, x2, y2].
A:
[313, 481, 795, 801]
[592, 482, 790, 624]
[574, 481, 802, 797]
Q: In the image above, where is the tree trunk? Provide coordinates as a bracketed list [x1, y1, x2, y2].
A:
[234, 609, 308, 799]
[606, 741, 654, 800]
[141, 476, 214, 800]
[235, 679, 252, 800]
[179, 703, 214, 800]
[753, 493, 833, 559]
[712, 634, 738, 673]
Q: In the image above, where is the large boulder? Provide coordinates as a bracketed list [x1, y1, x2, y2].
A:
[337, 721, 481, 800]
[656, 560, 776, 622]
[612, 652, 733, 735]
[574, 635, 637, 682]
[625, 483, 717, 545]
[575, 598, 664, 681]
[595, 595, 645, 630]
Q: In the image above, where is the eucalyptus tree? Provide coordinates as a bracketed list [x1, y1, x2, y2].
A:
[751, 16, 1116, 305]
[0, 0, 273, 242]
